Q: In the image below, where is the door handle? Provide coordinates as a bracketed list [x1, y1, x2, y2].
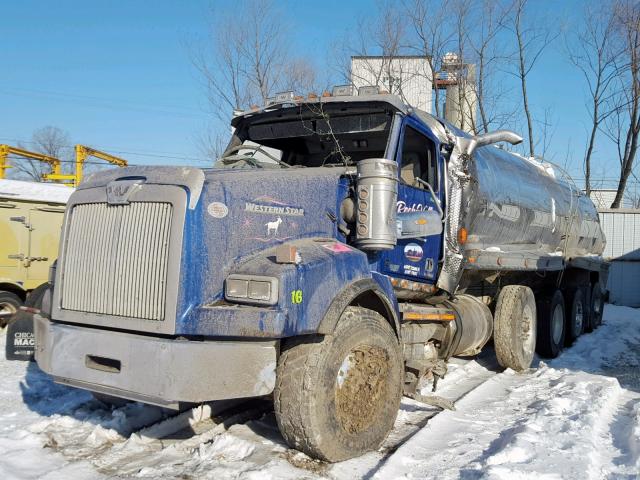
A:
[23, 256, 48, 267]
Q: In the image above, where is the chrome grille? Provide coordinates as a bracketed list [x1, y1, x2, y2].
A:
[61, 202, 173, 321]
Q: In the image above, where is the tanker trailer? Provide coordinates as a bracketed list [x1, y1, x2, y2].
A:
[33, 92, 608, 461]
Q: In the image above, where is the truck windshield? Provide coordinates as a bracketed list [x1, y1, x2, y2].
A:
[216, 109, 393, 169]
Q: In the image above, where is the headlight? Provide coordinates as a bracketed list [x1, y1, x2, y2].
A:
[225, 274, 279, 306]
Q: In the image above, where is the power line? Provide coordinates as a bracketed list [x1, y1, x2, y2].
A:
[0, 136, 213, 164]
[0, 86, 207, 114]
[0, 88, 212, 119]
[5, 154, 141, 167]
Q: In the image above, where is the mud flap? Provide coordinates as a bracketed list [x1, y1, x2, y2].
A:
[5, 310, 35, 361]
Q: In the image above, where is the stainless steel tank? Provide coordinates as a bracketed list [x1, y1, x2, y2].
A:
[414, 108, 605, 293]
[462, 146, 605, 258]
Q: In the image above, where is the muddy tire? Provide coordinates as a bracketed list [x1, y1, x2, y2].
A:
[274, 306, 403, 462]
[536, 289, 565, 358]
[590, 282, 604, 329]
[0, 291, 23, 329]
[494, 285, 537, 371]
[565, 287, 585, 345]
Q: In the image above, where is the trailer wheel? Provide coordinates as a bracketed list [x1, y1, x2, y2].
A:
[274, 306, 403, 462]
[565, 288, 585, 345]
[0, 291, 23, 329]
[535, 289, 565, 358]
[494, 285, 537, 372]
[590, 283, 604, 329]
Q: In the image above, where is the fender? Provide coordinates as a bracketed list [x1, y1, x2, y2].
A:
[182, 238, 377, 337]
[0, 279, 27, 300]
[317, 277, 400, 337]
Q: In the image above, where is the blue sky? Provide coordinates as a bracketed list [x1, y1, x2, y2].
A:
[0, 0, 621, 186]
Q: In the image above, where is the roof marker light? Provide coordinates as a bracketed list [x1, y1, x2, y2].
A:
[274, 91, 295, 103]
[332, 85, 353, 96]
[358, 85, 380, 96]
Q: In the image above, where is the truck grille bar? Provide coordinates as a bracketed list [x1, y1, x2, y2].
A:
[61, 202, 173, 321]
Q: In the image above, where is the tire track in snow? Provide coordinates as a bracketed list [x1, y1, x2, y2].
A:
[373, 367, 629, 479]
[374, 306, 640, 480]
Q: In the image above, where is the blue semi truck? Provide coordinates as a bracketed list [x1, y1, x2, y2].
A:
[34, 92, 607, 461]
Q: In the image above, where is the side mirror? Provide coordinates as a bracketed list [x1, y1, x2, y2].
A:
[397, 210, 442, 239]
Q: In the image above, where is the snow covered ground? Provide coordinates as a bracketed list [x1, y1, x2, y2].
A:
[1, 304, 639, 479]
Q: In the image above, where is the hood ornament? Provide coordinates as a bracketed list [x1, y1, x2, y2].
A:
[106, 179, 144, 205]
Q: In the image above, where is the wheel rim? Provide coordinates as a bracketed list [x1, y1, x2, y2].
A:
[0, 301, 18, 318]
[574, 301, 584, 333]
[521, 304, 536, 356]
[593, 293, 602, 314]
[335, 345, 390, 434]
[552, 303, 564, 345]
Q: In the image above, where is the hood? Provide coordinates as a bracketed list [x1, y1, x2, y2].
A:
[178, 166, 350, 317]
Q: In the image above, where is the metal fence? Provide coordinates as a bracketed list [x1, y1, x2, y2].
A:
[598, 209, 640, 307]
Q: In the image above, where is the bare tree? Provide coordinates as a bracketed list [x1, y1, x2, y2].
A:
[335, 2, 415, 104]
[404, 0, 455, 117]
[508, 0, 557, 158]
[464, 0, 514, 134]
[450, 0, 477, 132]
[13, 126, 71, 181]
[568, 1, 622, 195]
[280, 58, 320, 95]
[194, 0, 286, 117]
[605, 0, 640, 208]
[195, 127, 229, 162]
[193, 0, 319, 160]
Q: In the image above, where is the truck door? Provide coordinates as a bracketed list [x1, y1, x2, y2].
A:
[380, 117, 444, 282]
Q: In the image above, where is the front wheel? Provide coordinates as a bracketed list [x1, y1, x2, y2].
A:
[494, 285, 537, 371]
[274, 306, 403, 462]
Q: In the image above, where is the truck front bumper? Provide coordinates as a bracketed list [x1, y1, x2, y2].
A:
[34, 315, 278, 409]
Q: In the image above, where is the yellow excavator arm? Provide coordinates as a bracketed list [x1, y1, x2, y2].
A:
[0, 144, 129, 186]
[73, 145, 128, 185]
[0, 144, 65, 180]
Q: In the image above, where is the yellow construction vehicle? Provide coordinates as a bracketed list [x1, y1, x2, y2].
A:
[0, 145, 72, 183]
[72, 145, 128, 185]
[0, 144, 128, 187]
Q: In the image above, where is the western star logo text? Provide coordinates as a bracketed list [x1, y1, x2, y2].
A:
[245, 202, 304, 216]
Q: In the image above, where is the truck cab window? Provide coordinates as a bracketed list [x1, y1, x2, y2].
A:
[219, 111, 393, 169]
[399, 126, 438, 191]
